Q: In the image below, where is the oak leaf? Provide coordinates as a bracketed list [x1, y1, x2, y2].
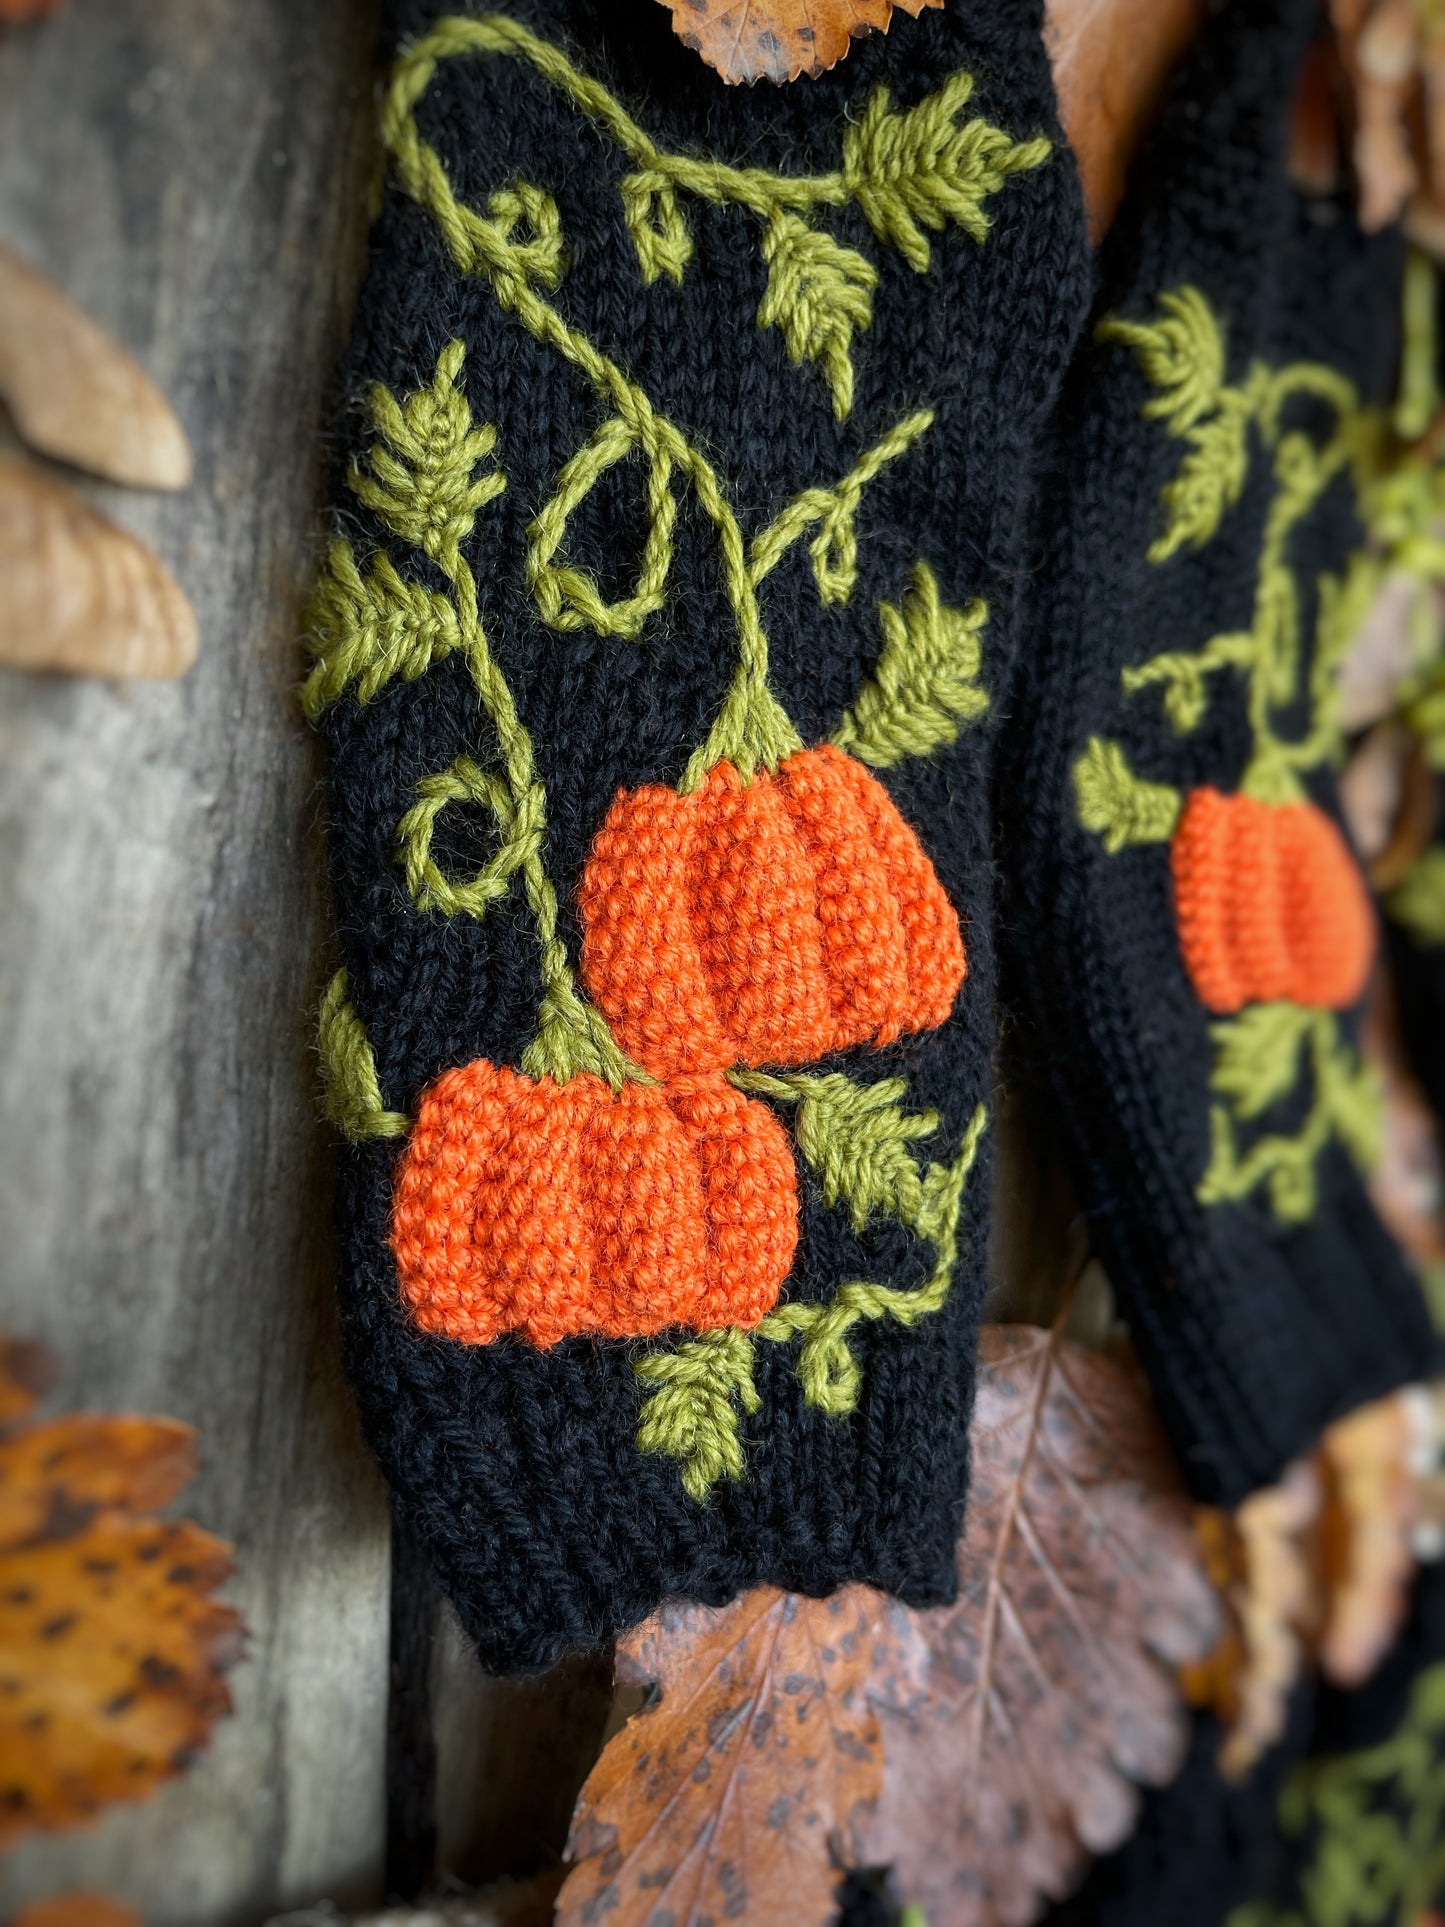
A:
[0, 1335, 244, 1844]
[653, 0, 941, 86]
[558, 1585, 923, 1927]
[568, 1324, 1217, 1927]
[0, 457, 198, 679]
[0, 242, 191, 490]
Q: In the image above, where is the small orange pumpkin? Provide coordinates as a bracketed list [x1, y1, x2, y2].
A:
[578, 743, 965, 1078]
[1171, 787, 1376, 1014]
[390, 1061, 798, 1346]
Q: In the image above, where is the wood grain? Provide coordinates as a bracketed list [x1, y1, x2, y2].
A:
[0, 2, 386, 1920]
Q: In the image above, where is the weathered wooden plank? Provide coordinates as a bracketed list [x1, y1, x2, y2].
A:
[0, 2, 387, 1920]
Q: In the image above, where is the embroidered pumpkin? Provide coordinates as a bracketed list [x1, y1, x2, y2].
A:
[390, 1061, 798, 1346]
[1171, 787, 1376, 1014]
[578, 744, 965, 1078]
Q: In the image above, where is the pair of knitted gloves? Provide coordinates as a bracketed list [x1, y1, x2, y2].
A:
[310, 0, 1440, 1682]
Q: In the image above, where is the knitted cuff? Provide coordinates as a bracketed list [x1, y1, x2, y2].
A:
[1002, 0, 1439, 1509]
[310, 0, 1089, 1671]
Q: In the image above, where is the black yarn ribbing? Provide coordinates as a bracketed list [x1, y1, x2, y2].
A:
[999, 0, 1441, 1510]
[317, 0, 1091, 1673]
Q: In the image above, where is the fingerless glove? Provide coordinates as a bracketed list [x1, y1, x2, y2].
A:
[310, 0, 1089, 1671]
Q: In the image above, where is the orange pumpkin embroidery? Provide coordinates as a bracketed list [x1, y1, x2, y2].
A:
[389, 1060, 798, 1347]
[1171, 787, 1376, 1014]
[578, 744, 965, 1078]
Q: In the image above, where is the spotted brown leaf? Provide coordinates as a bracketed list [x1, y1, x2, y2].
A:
[0, 1337, 244, 1843]
[558, 1583, 925, 1927]
[653, 0, 941, 85]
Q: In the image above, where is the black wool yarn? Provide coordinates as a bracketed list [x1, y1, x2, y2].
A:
[308, 0, 1090, 1673]
[1000, 0, 1441, 1512]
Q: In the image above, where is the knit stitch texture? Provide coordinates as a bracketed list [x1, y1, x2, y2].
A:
[312, 0, 1090, 1672]
[1001, 0, 1441, 1511]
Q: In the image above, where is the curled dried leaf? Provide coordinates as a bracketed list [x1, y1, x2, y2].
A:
[1318, 1388, 1424, 1687]
[1181, 1460, 1323, 1781]
[0, 1337, 244, 1844]
[653, 0, 941, 85]
[0, 242, 191, 489]
[0, 458, 197, 679]
[859, 1325, 1220, 1925]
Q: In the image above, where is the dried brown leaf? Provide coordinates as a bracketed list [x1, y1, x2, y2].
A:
[0, 1341, 244, 1844]
[11, 1896, 143, 1927]
[0, 457, 197, 679]
[1361, 967, 1445, 1270]
[1180, 1461, 1323, 1781]
[0, 242, 190, 489]
[559, 1585, 921, 1927]
[0, 0, 68, 18]
[1045, 0, 1209, 240]
[652, 0, 941, 85]
[1318, 1389, 1423, 1687]
[858, 1325, 1220, 1926]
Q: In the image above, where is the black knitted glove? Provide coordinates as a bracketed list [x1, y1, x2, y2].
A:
[308, 0, 1089, 1671]
[1002, 0, 1440, 1511]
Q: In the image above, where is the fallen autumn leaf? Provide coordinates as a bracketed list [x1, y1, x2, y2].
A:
[653, 0, 941, 85]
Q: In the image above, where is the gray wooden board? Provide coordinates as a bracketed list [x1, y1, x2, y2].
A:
[0, 2, 390, 1920]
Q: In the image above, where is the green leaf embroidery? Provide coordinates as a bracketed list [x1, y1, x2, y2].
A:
[757, 212, 876, 422]
[1207, 1003, 1317, 1121]
[835, 561, 989, 767]
[1388, 847, 1445, 947]
[1099, 286, 1227, 433]
[1223, 1662, 1445, 1927]
[739, 1071, 939, 1234]
[842, 72, 1050, 271]
[317, 969, 408, 1142]
[303, 540, 464, 720]
[351, 338, 507, 568]
[1073, 736, 1182, 853]
[1200, 1011, 1382, 1225]
[634, 1328, 760, 1503]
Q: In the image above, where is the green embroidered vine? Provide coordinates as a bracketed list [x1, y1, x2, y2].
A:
[310, 342, 636, 1092]
[306, 28, 1016, 1497]
[1198, 1004, 1382, 1225]
[1075, 286, 1383, 1224]
[635, 1088, 988, 1498]
[1226, 1661, 1445, 1927]
[383, 16, 1048, 421]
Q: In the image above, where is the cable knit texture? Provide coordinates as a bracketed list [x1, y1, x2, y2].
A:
[1002, 0, 1440, 1512]
[311, 0, 1089, 1672]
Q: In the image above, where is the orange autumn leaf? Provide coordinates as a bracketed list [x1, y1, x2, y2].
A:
[1180, 1460, 1323, 1781]
[11, 1897, 143, 1927]
[652, 0, 941, 85]
[0, 1339, 244, 1845]
[1045, 0, 1209, 239]
[857, 1325, 1221, 1926]
[1318, 1388, 1426, 1687]
[559, 1584, 921, 1927]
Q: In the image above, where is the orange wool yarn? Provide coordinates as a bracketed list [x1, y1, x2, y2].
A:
[578, 744, 966, 1078]
[389, 1060, 798, 1347]
[1171, 787, 1376, 1014]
